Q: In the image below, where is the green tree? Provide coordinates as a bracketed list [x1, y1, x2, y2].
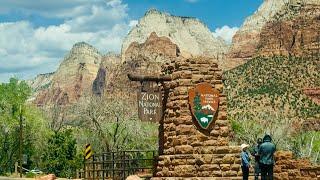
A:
[41, 129, 81, 177]
[193, 93, 202, 112]
[0, 78, 49, 174]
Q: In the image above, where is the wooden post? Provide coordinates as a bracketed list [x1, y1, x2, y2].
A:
[15, 162, 18, 175]
[92, 155, 95, 180]
[123, 151, 126, 179]
[112, 152, 115, 180]
[127, 74, 172, 82]
[84, 156, 86, 180]
[102, 153, 105, 180]
[19, 105, 23, 178]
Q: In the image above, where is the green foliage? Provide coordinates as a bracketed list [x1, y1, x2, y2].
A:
[193, 93, 202, 111]
[41, 129, 82, 178]
[290, 131, 320, 163]
[224, 56, 320, 119]
[225, 55, 320, 163]
[74, 95, 158, 153]
[25, 172, 37, 178]
[0, 78, 47, 174]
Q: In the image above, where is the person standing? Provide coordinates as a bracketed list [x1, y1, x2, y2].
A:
[259, 134, 276, 180]
[252, 138, 263, 180]
[241, 144, 251, 180]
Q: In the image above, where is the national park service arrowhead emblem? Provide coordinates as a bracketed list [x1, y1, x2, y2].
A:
[188, 83, 219, 130]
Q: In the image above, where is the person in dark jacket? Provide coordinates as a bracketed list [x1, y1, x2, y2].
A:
[252, 138, 263, 180]
[259, 134, 276, 180]
[241, 144, 251, 180]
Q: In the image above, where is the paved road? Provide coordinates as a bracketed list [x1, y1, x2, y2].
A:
[0, 177, 31, 180]
[0, 177, 74, 180]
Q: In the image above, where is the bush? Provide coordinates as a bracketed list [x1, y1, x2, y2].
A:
[41, 129, 82, 177]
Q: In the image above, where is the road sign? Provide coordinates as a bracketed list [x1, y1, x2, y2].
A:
[85, 144, 92, 160]
[137, 91, 162, 122]
[189, 83, 219, 130]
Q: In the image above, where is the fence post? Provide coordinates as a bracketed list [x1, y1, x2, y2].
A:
[123, 151, 126, 179]
[15, 162, 18, 175]
[152, 151, 156, 177]
[102, 153, 105, 180]
[84, 156, 86, 180]
[112, 151, 115, 180]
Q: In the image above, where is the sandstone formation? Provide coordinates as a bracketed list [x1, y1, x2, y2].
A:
[124, 32, 180, 76]
[122, 9, 228, 62]
[27, 72, 54, 101]
[302, 119, 320, 131]
[228, 0, 289, 60]
[92, 53, 121, 96]
[227, 0, 320, 70]
[303, 88, 320, 105]
[35, 42, 102, 106]
[258, 3, 320, 57]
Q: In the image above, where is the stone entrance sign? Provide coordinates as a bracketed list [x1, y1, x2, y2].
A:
[137, 91, 162, 122]
[189, 83, 219, 130]
[153, 57, 243, 178]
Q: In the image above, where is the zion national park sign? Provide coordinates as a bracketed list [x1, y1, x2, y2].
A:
[188, 83, 219, 130]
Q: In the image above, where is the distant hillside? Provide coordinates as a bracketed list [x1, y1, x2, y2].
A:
[224, 56, 320, 121]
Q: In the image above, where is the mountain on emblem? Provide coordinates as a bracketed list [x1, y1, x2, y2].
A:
[188, 83, 219, 130]
[202, 104, 215, 111]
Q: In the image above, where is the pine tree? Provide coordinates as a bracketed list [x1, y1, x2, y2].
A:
[193, 93, 202, 112]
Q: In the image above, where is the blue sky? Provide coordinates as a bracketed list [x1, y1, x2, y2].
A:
[0, 0, 263, 82]
[124, 0, 262, 30]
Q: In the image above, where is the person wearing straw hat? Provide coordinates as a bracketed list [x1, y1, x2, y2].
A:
[241, 143, 251, 180]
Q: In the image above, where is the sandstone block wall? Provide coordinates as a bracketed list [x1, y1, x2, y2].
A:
[274, 151, 320, 180]
[154, 57, 242, 178]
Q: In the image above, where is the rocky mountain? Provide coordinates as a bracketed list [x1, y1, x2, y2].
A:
[122, 9, 228, 62]
[228, 0, 288, 59]
[226, 0, 320, 70]
[92, 53, 121, 96]
[258, 3, 320, 57]
[124, 32, 180, 75]
[27, 72, 54, 93]
[35, 42, 102, 106]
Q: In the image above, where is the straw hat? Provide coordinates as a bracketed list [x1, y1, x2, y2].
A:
[241, 144, 249, 150]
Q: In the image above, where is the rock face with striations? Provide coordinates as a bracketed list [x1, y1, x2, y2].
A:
[35, 42, 102, 106]
[122, 9, 228, 62]
[226, 0, 320, 70]
[258, 3, 320, 57]
[27, 72, 54, 96]
[92, 53, 121, 96]
[124, 32, 180, 75]
[228, 0, 289, 60]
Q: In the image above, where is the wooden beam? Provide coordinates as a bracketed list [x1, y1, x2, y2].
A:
[127, 73, 172, 82]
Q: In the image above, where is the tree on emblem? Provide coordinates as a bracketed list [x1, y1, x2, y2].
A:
[193, 92, 202, 112]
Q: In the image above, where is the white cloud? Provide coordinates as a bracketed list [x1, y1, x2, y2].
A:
[129, 20, 138, 28]
[0, 0, 104, 18]
[0, 0, 132, 82]
[212, 25, 239, 44]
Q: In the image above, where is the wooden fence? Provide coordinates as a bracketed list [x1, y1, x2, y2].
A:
[79, 150, 157, 180]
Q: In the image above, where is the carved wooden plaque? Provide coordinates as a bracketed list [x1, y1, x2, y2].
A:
[188, 83, 219, 129]
[137, 91, 162, 122]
